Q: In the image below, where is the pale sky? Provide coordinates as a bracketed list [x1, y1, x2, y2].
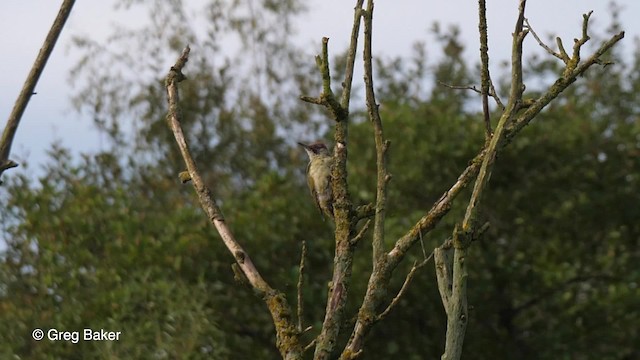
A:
[1, 0, 638, 176]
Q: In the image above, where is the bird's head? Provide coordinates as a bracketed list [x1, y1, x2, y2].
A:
[298, 142, 331, 158]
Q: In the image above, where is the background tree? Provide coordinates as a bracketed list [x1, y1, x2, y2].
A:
[1, 0, 637, 359]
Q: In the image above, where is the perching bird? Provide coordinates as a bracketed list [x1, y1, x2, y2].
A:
[298, 142, 334, 219]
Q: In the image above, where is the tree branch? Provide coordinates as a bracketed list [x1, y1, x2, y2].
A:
[313, 2, 364, 359]
[434, 243, 454, 310]
[438, 81, 504, 110]
[165, 46, 302, 359]
[439, 3, 528, 359]
[0, 0, 75, 183]
[376, 252, 433, 322]
[478, 0, 492, 138]
[297, 240, 308, 333]
[340, 1, 393, 356]
[362, 0, 390, 278]
[524, 18, 569, 62]
[507, 29, 625, 140]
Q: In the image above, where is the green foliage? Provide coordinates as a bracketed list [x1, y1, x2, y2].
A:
[0, 147, 230, 359]
[2, 1, 639, 359]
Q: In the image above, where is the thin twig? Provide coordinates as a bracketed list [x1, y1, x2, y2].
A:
[439, 81, 504, 110]
[419, 229, 428, 260]
[438, 81, 482, 94]
[524, 18, 567, 62]
[478, 0, 492, 138]
[377, 252, 434, 321]
[299, 95, 324, 106]
[304, 339, 317, 353]
[297, 240, 308, 332]
[488, 81, 505, 110]
[350, 219, 371, 246]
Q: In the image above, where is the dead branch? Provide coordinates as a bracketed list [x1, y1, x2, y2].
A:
[164, 46, 302, 359]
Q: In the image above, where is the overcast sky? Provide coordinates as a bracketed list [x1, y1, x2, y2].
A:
[1, 0, 638, 177]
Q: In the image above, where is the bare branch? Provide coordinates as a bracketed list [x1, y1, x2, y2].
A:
[337, 2, 622, 359]
[439, 81, 504, 110]
[419, 229, 428, 260]
[508, 29, 625, 139]
[299, 95, 325, 106]
[297, 241, 308, 332]
[164, 46, 302, 359]
[478, 0, 492, 138]
[377, 252, 433, 322]
[488, 81, 505, 110]
[434, 244, 453, 310]
[440, 226, 471, 360]
[353, 203, 375, 222]
[462, 0, 526, 230]
[362, 0, 389, 266]
[340, 1, 397, 355]
[313, 2, 364, 358]
[0, 0, 76, 182]
[439, 81, 483, 94]
[437, 2, 530, 359]
[304, 339, 317, 354]
[524, 18, 568, 62]
[350, 219, 371, 246]
[556, 36, 570, 60]
[340, 1, 366, 110]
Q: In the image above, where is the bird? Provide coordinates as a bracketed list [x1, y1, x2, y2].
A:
[298, 141, 334, 219]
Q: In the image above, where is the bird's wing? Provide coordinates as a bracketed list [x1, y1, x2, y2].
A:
[306, 162, 324, 218]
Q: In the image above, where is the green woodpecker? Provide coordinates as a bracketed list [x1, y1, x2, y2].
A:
[298, 141, 334, 219]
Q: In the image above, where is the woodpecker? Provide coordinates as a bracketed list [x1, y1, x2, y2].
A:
[298, 141, 334, 219]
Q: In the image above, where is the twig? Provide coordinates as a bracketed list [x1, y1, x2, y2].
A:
[0, 0, 76, 182]
[299, 95, 325, 106]
[377, 252, 433, 321]
[478, 0, 492, 138]
[439, 81, 482, 94]
[438, 81, 504, 110]
[340, 2, 365, 110]
[297, 240, 308, 332]
[350, 219, 371, 246]
[524, 18, 568, 62]
[353, 203, 375, 222]
[419, 229, 428, 260]
[488, 81, 505, 110]
[508, 29, 625, 138]
[304, 339, 317, 353]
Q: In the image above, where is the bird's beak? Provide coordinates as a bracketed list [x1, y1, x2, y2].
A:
[297, 142, 310, 150]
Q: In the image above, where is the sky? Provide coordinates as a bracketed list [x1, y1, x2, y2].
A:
[1, 0, 638, 178]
